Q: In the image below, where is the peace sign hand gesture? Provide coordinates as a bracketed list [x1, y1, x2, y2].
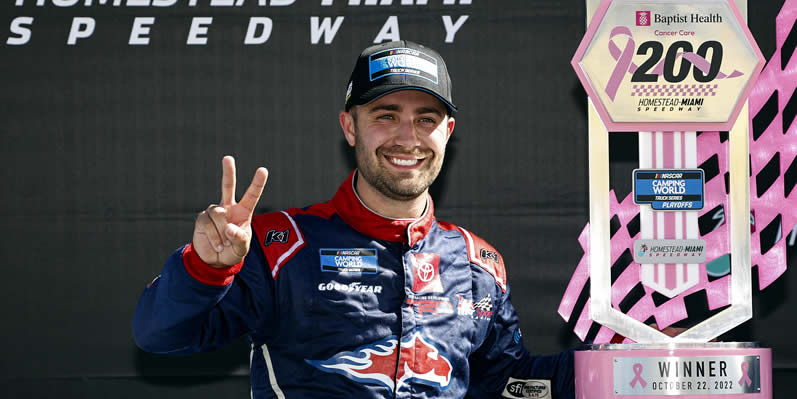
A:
[193, 156, 268, 268]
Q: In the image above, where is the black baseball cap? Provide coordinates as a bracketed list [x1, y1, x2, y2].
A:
[344, 40, 457, 114]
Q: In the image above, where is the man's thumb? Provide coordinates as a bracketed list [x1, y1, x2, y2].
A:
[224, 224, 249, 255]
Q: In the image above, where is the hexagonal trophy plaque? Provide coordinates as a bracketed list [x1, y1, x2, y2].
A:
[569, 0, 772, 397]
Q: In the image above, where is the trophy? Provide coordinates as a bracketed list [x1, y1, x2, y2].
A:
[565, 0, 774, 397]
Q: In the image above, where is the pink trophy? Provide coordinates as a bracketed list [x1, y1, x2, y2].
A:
[566, 0, 775, 397]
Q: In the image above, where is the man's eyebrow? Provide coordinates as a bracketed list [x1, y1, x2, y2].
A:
[416, 107, 445, 117]
[368, 104, 401, 113]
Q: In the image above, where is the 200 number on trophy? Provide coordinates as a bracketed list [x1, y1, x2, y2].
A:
[631, 40, 723, 83]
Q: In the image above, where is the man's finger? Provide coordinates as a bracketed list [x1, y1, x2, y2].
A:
[197, 232, 221, 260]
[220, 155, 237, 206]
[224, 224, 250, 257]
[197, 211, 225, 253]
[206, 205, 232, 248]
[238, 167, 268, 213]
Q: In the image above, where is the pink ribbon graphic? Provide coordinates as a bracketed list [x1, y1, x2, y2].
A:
[606, 25, 745, 101]
[738, 361, 753, 387]
[629, 363, 647, 388]
[606, 26, 635, 101]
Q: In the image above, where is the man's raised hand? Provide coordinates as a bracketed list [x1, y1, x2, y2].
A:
[193, 156, 268, 268]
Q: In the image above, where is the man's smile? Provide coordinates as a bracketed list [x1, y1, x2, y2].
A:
[385, 154, 425, 169]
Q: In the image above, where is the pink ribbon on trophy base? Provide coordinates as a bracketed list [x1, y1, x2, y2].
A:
[605, 25, 744, 101]
[738, 361, 753, 387]
[629, 363, 647, 388]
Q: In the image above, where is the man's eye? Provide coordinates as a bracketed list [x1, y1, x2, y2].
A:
[419, 117, 437, 124]
[377, 114, 394, 120]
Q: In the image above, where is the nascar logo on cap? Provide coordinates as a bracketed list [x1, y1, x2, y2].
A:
[368, 47, 439, 84]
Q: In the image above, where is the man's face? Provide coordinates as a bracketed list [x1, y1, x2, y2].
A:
[340, 90, 455, 201]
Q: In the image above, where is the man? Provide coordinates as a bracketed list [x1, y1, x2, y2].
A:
[133, 40, 574, 398]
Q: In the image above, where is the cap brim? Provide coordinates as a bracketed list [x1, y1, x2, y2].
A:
[349, 86, 457, 114]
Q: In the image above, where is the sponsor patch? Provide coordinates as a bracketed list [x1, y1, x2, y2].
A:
[473, 294, 494, 320]
[502, 378, 552, 398]
[480, 248, 500, 263]
[633, 169, 705, 211]
[633, 239, 707, 263]
[264, 229, 290, 246]
[319, 248, 378, 274]
[317, 281, 383, 294]
[406, 293, 453, 317]
[306, 331, 452, 394]
[410, 253, 443, 293]
[456, 295, 475, 317]
[513, 329, 522, 344]
[368, 47, 439, 84]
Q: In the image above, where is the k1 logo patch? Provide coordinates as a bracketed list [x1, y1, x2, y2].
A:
[264, 229, 289, 246]
[410, 253, 443, 293]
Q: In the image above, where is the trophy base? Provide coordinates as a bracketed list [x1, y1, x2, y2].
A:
[574, 342, 772, 398]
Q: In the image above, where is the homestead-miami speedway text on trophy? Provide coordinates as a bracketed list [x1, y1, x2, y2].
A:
[567, 0, 771, 397]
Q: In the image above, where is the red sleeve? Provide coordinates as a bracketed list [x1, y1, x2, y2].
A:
[182, 243, 244, 286]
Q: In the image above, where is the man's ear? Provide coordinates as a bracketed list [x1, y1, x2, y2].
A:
[339, 110, 357, 147]
[445, 116, 455, 142]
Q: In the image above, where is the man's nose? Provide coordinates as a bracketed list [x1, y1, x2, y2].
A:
[393, 118, 422, 147]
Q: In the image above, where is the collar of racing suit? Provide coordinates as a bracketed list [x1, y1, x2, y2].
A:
[330, 170, 436, 246]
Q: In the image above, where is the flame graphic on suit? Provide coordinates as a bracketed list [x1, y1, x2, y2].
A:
[306, 331, 453, 394]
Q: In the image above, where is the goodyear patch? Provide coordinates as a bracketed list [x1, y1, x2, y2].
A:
[633, 169, 704, 211]
[319, 249, 378, 274]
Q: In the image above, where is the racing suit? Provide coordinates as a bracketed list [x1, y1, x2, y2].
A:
[133, 171, 574, 398]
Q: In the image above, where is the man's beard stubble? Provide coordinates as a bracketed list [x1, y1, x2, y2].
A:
[353, 126, 444, 202]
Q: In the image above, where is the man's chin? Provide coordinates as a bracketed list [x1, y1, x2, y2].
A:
[359, 166, 436, 200]
[383, 191, 426, 202]
[380, 181, 429, 201]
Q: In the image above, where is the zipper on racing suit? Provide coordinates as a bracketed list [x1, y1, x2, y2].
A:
[393, 241, 413, 398]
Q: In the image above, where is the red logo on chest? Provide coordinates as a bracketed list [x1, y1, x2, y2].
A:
[410, 253, 443, 293]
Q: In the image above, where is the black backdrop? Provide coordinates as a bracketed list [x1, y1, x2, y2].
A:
[1, 0, 795, 397]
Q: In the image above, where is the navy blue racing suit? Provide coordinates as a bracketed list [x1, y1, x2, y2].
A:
[133, 170, 574, 398]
